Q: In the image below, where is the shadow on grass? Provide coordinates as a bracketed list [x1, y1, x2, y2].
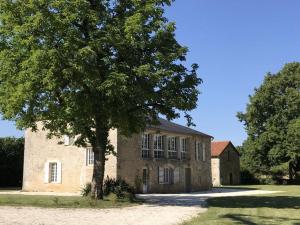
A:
[208, 196, 300, 209]
[221, 214, 300, 225]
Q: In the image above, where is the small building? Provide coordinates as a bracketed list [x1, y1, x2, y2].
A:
[23, 118, 213, 193]
[211, 141, 240, 186]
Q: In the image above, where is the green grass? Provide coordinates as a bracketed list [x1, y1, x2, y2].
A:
[0, 193, 141, 208]
[182, 185, 300, 225]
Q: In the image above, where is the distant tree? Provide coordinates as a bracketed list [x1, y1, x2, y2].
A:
[237, 63, 300, 181]
[0, 137, 24, 187]
[0, 0, 201, 198]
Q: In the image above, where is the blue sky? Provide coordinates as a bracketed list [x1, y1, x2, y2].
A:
[0, 0, 300, 146]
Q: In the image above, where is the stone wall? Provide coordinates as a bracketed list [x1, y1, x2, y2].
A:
[117, 129, 212, 193]
[218, 145, 240, 185]
[22, 124, 117, 193]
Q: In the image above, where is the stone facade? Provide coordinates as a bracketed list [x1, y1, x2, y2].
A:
[211, 143, 240, 186]
[23, 121, 212, 193]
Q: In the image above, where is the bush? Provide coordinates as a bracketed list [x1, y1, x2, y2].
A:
[81, 177, 135, 200]
[103, 177, 135, 199]
[240, 169, 259, 184]
[81, 183, 92, 197]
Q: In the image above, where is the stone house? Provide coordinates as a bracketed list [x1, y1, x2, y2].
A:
[23, 118, 213, 193]
[211, 141, 240, 186]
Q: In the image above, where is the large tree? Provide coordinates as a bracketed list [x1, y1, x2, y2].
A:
[238, 63, 300, 181]
[0, 0, 201, 198]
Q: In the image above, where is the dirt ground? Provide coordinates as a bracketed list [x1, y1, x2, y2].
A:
[0, 188, 279, 225]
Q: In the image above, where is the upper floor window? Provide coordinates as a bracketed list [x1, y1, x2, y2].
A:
[86, 147, 94, 165]
[202, 143, 206, 161]
[227, 150, 230, 161]
[180, 138, 187, 160]
[64, 135, 75, 146]
[196, 141, 201, 161]
[168, 137, 177, 159]
[141, 133, 150, 159]
[154, 135, 164, 158]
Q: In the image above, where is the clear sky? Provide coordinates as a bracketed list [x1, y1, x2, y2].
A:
[0, 0, 300, 146]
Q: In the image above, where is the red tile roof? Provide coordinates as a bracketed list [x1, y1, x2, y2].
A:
[211, 141, 231, 157]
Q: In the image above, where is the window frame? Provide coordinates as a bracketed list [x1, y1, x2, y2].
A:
[141, 133, 150, 159]
[180, 138, 187, 160]
[86, 147, 94, 166]
[154, 135, 164, 159]
[167, 136, 177, 159]
[49, 162, 58, 183]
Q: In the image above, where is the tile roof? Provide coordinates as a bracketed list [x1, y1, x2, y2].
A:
[211, 141, 231, 157]
[147, 118, 213, 138]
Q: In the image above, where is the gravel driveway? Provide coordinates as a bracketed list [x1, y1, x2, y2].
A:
[0, 188, 279, 225]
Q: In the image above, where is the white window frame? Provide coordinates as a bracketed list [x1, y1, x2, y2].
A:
[44, 160, 62, 184]
[154, 135, 164, 158]
[141, 133, 150, 158]
[167, 137, 177, 159]
[159, 167, 175, 184]
[64, 135, 75, 146]
[86, 147, 94, 166]
[49, 162, 58, 183]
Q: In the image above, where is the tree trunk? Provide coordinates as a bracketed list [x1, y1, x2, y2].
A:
[91, 121, 109, 200]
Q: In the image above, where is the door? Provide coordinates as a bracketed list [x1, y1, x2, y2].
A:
[229, 173, 233, 185]
[185, 168, 191, 192]
[142, 168, 148, 193]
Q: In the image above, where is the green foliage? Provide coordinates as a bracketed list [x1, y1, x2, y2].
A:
[238, 63, 300, 181]
[0, 0, 200, 197]
[81, 183, 92, 197]
[103, 177, 135, 199]
[0, 137, 24, 187]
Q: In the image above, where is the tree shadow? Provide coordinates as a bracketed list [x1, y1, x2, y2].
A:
[221, 214, 300, 225]
[208, 196, 300, 209]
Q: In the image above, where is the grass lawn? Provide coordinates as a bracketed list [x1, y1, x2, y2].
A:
[0, 193, 141, 208]
[182, 185, 300, 225]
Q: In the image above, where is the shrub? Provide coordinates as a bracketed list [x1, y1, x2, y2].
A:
[103, 177, 135, 199]
[81, 177, 135, 200]
[81, 183, 92, 197]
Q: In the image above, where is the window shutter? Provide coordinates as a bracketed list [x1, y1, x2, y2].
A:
[195, 141, 197, 160]
[202, 143, 206, 161]
[174, 167, 180, 184]
[69, 136, 75, 145]
[64, 135, 70, 145]
[158, 167, 164, 184]
[44, 162, 49, 183]
[57, 161, 62, 183]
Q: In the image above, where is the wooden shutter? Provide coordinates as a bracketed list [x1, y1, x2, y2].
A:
[174, 167, 180, 184]
[44, 162, 49, 183]
[202, 143, 206, 161]
[57, 161, 62, 183]
[158, 167, 164, 184]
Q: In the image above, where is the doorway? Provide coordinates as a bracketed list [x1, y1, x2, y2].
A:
[185, 168, 191, 192]
[229, 173, 233, 185]
[142, 168, 148, 193]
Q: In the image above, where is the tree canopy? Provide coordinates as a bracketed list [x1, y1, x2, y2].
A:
[238, 62, 300, 181]
[0, 0, 201, 198]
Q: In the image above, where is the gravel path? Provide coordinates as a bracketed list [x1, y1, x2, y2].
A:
[0, 188, 280, 225]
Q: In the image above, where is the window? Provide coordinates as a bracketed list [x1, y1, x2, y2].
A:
[227, 150, 230, 161]
[64, 135, 75, 146]
[86, 147, 94, 165]
[154, 135, 164, 158]
[180, 138, 187, 160]
[163, 168, 169, 183]
[49, 163, 58, 183]
[141, 133, 150, 159]
[168, 137, 177, 159]
[159, 167, 174, 184]
[44, 161, 61, 184]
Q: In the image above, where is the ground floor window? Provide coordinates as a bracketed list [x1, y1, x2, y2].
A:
[44, 160, 62, 184]
[49, 163, 58, 183]
[159, 167, 174, 184]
